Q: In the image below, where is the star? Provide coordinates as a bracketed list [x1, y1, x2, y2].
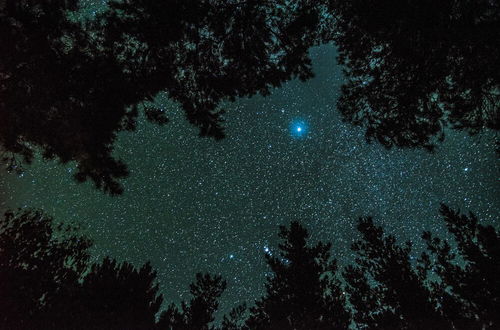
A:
[290, 119, 308, 139]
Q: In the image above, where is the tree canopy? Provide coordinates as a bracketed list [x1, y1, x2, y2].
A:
[422, 204, 500, 329]
[330, 0, 500, 150]
[343, 217, 449, 329]
[3, 0, 498, 194]
[0, 209, 91, 329]
[0, 0, 332, 194]
[246, 221, 350, 329]
[72, 257, 163, 330]
[157, 273, 227, 330]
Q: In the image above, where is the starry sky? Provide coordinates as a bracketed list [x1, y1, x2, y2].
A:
[0, 7, 499, 316]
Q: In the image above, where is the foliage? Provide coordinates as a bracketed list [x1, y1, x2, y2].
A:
[71, 258, 163, 330]
[330, 0, 500, 150]
[0, 0, 135, 195]
[221, 304, 248, 330]
[246, 221, 351, 329]
[1, 206, 498, 329]
[157, 273, 227, 330]
[343, 217, 449, 329]
[344, 206, 499, 329]
[0, 209, 162, 329]
[0, 0, 332, 194]
[0, 209, 91, 329]
[422, 204, 500, 329]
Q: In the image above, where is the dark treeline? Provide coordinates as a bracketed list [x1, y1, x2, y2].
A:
[1, 0, 498, 195]
[1, 205, 498, 329]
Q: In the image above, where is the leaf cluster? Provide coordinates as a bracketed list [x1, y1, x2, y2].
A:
[330, 0, 500, 150]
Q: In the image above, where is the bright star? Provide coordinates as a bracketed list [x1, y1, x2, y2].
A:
[289, 119, 308, 139]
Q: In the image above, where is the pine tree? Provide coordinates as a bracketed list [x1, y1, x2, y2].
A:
[221, 304, 248, 330]
[158, 273, 227, 330]
[343, 217, 450, 329]
[0, 209, 164, 329]
[0, 209, 91, 329]
[246, 221, 350, 330]
[64, 257, 163, 330]
[422, 204, 500, 329]
[99, 0, 333, 140]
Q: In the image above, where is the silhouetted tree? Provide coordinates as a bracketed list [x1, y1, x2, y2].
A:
[66, 257, 163, 330]
[1, 0, 333, 194]
[221, 304, 248, 330]
[0, 209, 91, 329]
[157, 273, 227, 330]
[246, 221, 350, 330]
[330, 0, 500, 150]
[343, 217, 450, 329]
[1, 209, 163, 329]
[99, 0, 333, 140]
[422, 204, 500, 329]
[0, 0, 141, 195]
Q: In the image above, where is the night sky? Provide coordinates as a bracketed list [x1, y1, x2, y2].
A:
[0, 8, 499, 316]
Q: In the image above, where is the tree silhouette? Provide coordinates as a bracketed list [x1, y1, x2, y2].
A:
[2, 205, 498, 329]
[330, 0, 500, 150]
[221, 304, 248, 330]
[343, 206, 500, 330]
[99, 0, 333, 140]
[1, 209, 163, 329]
[0, 209, 91, 329]
[1, 0, 333, 194]
[343, 217, 450, 329]
[157, 273, 227, 330]
[246, 221, 350, 330]
[422, 204, 500, 329]
[0, 0, 142, 195]
[64, 257, 163, 330]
